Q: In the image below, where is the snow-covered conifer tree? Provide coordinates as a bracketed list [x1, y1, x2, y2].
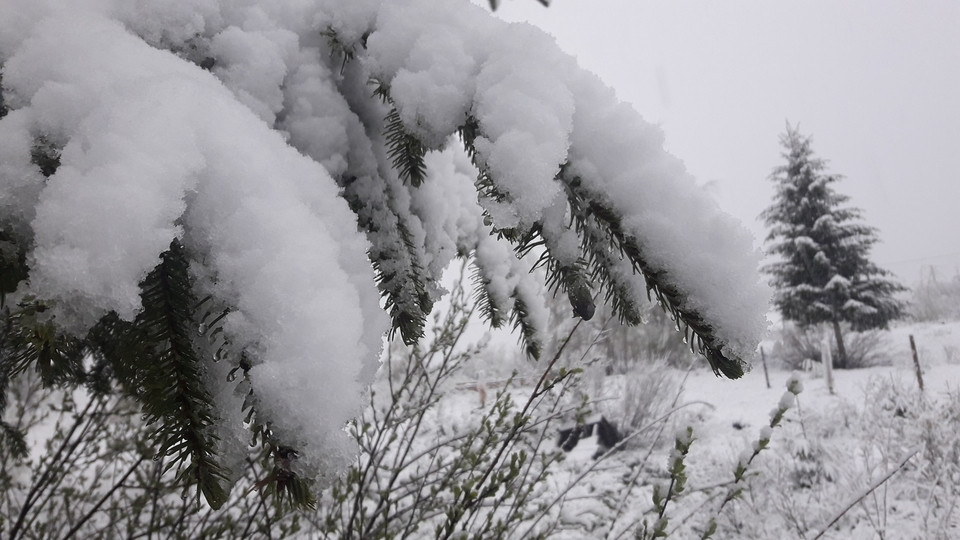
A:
[0, 0, 768, 507]
[762, 125, 905, 368]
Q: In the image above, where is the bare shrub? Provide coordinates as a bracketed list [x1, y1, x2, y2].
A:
[908, 267, 960, 322]
[773, 322, 891, 370]
[589, 359, 683, 449]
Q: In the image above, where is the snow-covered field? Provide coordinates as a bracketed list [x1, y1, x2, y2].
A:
[427, 320, 960, 539]
[5, 319, 957, 538]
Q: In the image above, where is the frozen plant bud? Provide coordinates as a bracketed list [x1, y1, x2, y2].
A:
[786, 372, 804, 395]
[652, 481, 667, 505]
[778, 391, 796, 411]
[674, 425, 695, 446]
[769, 406, 781, 421]
[668, 448, 684, 470]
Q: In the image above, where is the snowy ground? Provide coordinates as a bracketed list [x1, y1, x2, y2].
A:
[431, 320, 960, 539]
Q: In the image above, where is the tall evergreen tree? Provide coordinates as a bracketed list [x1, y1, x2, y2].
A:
[762, 125, 905, 368]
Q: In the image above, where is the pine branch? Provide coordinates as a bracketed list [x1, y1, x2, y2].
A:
[510, 292, 542, 359]
[2, 299, 85, 385]
[0, 229, 28, 298]
[458, 117, 514, 216]
[1, 264, 84, 454]
[233, 357, 317, 510]
[372, 79, 428, 187]
[460, 113, 737, 373]
[459, 116, 595, 324]
[468, 229, 545, 359]
[341, 174, 433, 345]
[105, 240, 230, 509]
[470, 260, 509, 329]
[469, 250, 543, 359]
[0, 342, 27, 458]
[559, 167, 744, 378]
[83, 312, 142, 394]
[569, 204, 645, 326]
[390, 217, 435, 343]
[320, 25, 368, 75]
[514, 225, 595, 322]
[335, 80, 441, 344]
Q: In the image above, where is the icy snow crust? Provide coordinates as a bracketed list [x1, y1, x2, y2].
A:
[0, 0, 767, 483]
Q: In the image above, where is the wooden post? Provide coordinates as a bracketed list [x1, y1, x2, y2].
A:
[821, 334, 835, 395]
[477, 369, 487, 408]
[760, 346, 771, 389]
[909, 335, 924, 393]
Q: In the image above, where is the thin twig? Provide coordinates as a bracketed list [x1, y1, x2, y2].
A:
[809, 446, 920, 540]
[9, 397, 98, 539]
[522, 399, 715, 538]
[61, 456, 148, 539]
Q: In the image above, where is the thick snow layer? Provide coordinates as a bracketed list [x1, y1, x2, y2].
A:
[566, 72, 769, 361]
[1, 2, 387, 480]
[367, 0, 491, 148]
[1, 0, 770, 487]
[0, 110, 44, 238]
[417, 146, 549, 340]
[366, 0, 768, 362]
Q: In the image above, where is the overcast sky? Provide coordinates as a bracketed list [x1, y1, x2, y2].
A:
[490, 0, 960, 284]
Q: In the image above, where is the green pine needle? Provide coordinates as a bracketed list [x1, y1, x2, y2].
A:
[2, 299, 85, 385]
[383, 107, 428, 187]
[470, 260, 508, 329]
[340, 171, 433, 345]
[109, 239, 231, 509]
[510, 295, 542, 360]
[372, 79, 428, 187]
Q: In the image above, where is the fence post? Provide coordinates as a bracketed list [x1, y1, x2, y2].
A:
[760, 346, 771, 389]
[909, 335, 924, 393]
[821, 334, 835, 395]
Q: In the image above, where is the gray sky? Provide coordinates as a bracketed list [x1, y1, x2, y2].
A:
[491, 0, 960, 284]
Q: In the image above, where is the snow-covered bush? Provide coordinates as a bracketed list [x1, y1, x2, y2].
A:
[0, 268, 642, 538]
[5, 279, 834, 539]
[0, 369, 305, 540]
[316, 274, 582, 538]
[0, 274, 567, 538]
[0, 0, 768, 506]
[728, 375, 960, 539]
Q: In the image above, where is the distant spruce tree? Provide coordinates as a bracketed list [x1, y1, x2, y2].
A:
[762, 125, 906, 368]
